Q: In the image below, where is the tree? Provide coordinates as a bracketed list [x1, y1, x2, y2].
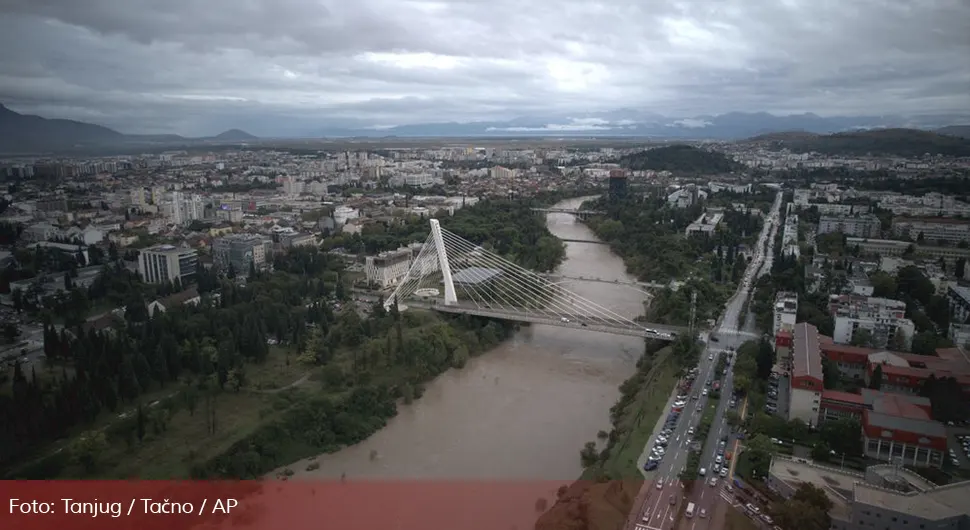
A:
[869, 271, 897, 298]
[889, 328, 908, 352]
[921, 376, 970, 423]
[811, 441, 831, 462]
[869, 364, 883, 390]
[227, 262, 237, 279]
[2, 323, 20, 343]
[70, 431, 109, 474]
[819, 418, 863, 456]
[821, 357, 840, 389]
[744, 436, 776, 478]
[911, 331, 943, 356]
[755, 339, 774, 380]
[850, 328, 873, 347]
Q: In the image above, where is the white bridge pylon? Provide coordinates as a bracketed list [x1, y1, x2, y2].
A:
[384, 219, 656, 334]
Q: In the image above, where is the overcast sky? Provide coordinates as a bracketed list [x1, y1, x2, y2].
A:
[1, 0, 968, 136]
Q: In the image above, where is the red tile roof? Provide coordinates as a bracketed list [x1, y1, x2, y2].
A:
[821, 390, 864, 405]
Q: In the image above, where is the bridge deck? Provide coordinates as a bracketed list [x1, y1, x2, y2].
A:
[404, 300, 686, 340]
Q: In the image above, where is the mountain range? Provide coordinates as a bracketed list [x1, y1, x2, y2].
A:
[1, 102, 969, 154]
[0, 104, 259, 154]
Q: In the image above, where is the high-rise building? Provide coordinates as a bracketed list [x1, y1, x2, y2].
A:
[212, 234, 271, 276]
[608, 170, 628, 200]
[773, 291, 798, 336]
[139, 245, 198, 285]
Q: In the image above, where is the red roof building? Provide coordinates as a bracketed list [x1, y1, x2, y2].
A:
[789, 323, 824, 426]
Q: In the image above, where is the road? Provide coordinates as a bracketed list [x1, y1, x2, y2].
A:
[628, 192, 783, 530]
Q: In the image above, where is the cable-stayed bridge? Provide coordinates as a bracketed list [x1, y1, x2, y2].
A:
[385, 220, 688, 341]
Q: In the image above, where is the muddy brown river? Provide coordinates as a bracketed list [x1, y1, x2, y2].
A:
[287, 197, 649, 483]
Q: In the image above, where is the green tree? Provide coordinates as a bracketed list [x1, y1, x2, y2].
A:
[850, 328, 873, 347]
[70, 431, 109, 474]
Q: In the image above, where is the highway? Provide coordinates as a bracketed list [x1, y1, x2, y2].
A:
[628, 192, 783, 530]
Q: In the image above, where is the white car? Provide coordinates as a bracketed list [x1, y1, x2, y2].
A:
[656, 481, 663, 490]
[720, 467, 728, 477]
[560, 317, 570, 323]
[708, 354, 714, 360]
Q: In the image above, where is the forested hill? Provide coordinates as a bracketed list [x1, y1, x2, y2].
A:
[746, 128, 970, 157]
[619, 145, 741, 174]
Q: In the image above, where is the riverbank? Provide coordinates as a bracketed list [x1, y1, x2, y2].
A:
[534, 339, 684, 530]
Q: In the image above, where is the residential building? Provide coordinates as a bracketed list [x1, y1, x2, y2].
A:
[948, 285, 970, 325]
[212, 234, 271, 276]
[892, 217, 970, 245]
[773, 291, 798, 337]
[848, 237, 970, 265]
[139, 245, 198, 285]
[767, 456, 970, 530]
[829, 294, 915, 350]
[818, 214, 881, 238]
[789, 322, 824, 427]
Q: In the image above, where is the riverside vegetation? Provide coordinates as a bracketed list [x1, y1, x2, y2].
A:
[1, 199, 566, 479]
[535, 334, 702, 530]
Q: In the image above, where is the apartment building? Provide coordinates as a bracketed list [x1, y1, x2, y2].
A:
[139, 245, 198, 285]
[818, 214, 882, 238]
[789, 322, 824, 427]
[829, 294, 915, 350]
[948, 285, 970, 325]
[892, 217, 970, 245]
[773, 291, 798, 337]
[212, 234, 271, 276]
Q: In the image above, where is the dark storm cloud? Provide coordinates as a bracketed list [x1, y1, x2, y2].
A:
[0, 0, 967, 135]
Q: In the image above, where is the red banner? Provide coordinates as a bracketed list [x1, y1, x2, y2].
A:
[0, 479, 655, 530]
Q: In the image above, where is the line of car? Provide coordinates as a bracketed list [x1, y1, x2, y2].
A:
[764, 372, 784, 414]
[950, 434, 970, 467]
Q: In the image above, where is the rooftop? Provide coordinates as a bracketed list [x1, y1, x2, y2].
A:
[853, 481, 970, 521]
[768, 457, 855, 520]
[449, 267, 502, 285]
[821, 390, 864, 405]
[793, 322, 822, 381]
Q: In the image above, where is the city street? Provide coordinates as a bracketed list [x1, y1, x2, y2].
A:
[627, 192, 782, 530]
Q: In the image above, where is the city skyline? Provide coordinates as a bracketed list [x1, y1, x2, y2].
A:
[1, 0, 968, 136]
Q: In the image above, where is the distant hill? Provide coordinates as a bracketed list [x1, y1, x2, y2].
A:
[211, 129, 258, 141]
[937, 125, 970, 139]
[750, 128, 970, 157]
[0, 103, 124, 152]
[619, 144, 741, 174]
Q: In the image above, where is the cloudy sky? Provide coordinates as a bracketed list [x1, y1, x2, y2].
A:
[1, 0, 968, 136]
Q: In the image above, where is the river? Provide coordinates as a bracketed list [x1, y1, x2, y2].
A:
[290, 196, 648, 484]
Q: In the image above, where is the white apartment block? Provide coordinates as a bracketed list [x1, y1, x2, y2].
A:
[878, 192, 970, 217]
[829, 294, 915, 350]
[818, 214, 881, 238]
[773, 291, 798, 336]
[365, 247, 416, 288]
[139, 245, 198, 285]
[891, 217, 970, 245]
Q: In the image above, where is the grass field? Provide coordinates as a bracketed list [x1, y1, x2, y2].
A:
[588, 346, 681, 479]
